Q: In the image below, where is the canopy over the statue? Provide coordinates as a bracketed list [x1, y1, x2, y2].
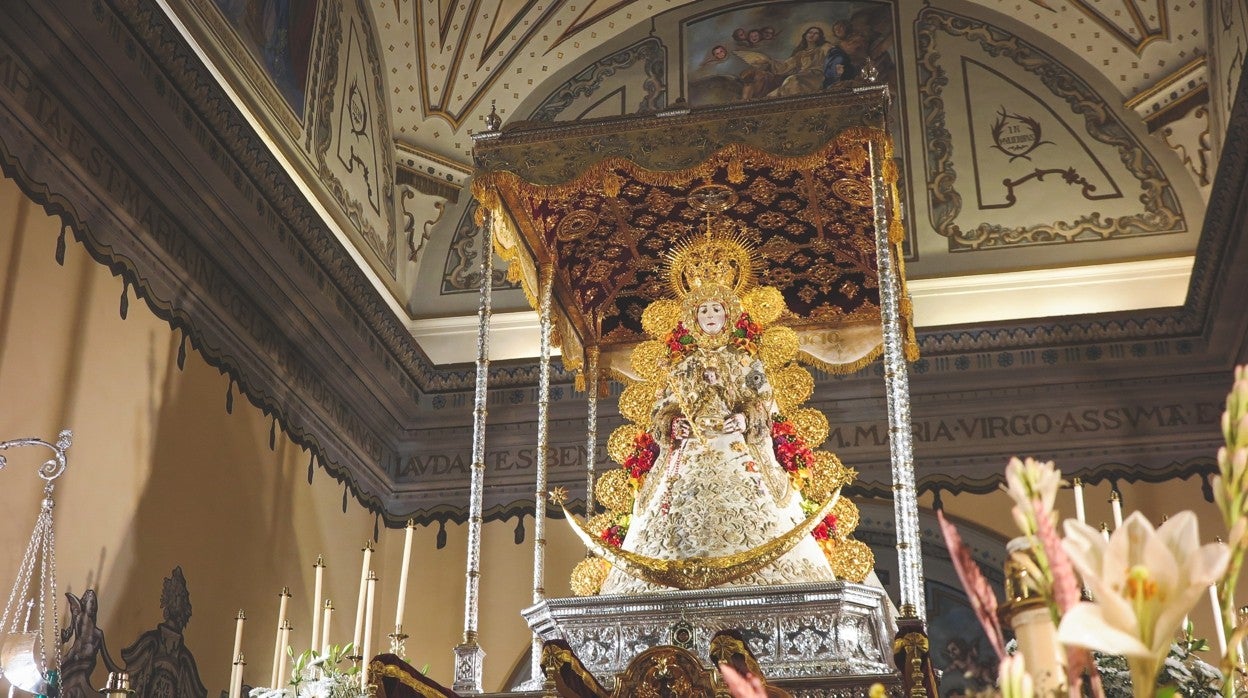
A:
[471, 85, 916, 380]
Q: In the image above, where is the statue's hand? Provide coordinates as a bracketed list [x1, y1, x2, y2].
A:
[671, 418, 693, 441]
[723, 413, 746, 433]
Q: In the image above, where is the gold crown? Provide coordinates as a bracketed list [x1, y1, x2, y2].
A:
[665, 215, 759, 299]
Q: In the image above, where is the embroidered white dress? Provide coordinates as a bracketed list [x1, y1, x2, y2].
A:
[600, 344, 836, 594]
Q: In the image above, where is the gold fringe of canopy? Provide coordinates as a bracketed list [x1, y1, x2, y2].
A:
[470, 86, 917, 382]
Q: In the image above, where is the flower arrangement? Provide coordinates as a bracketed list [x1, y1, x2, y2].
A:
[771, 416, 814, 476]
[623, 432, 659, 480]
[936, 366, 1248, 698]
[663, 312, 762, 359]
[731, 312, 763, 354]
[249, 645, 362, 698]
[664, 322, 696, 357]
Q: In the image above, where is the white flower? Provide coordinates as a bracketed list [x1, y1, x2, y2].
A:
[998, 655, 1035, 698]
[1002, 457, 1063, 535]
[1058, 511, 1229, 692]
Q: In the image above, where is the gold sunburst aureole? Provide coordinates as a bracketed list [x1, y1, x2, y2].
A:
[631, 340, 670, 382]
[642, 299, 682, 339]
[772, 364, 814, 412]
[827, 538, 874, 583]
[619, 382, 661, 425]
[559, 492, 839, 590]
[831, 497, 860, 538]
[594, 469, 636, 513]
[608, 425, 642, 465]
[665, 223, 759, 299]
[788, 407, 830, 448]
[570, 556, 612, 597]
[759, 326, 799, 369]
[741, 286, 786, 325]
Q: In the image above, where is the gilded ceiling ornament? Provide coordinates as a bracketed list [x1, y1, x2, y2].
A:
[827, 538, 874, 583]
[556, 209, 600, 242]
[608, 425, 642, 464]
[641, 299, 681, 339]
[556, 494, 838, 590]
[570, 556, 611, 597]
[831, 178, 873, 207]
[687, 183, 739, 213]
[772, 364, 815, 412]
[630, 340, 670, 382]
[594, 469, 636, 513]
[788, 407, 830, 448]
[759, 326, 799, 369]
[619, 382, 661, 424]
[741, 286, 786, 325]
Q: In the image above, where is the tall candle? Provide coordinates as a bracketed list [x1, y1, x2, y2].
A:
[270, 588, 291, 687]
[361, 572, 377, 692]
[395, 519, 415, 631]
[1072, 478, 1086, 525]
[321, 600, 334, 657]
[1109, 490, 1123, 529]
[276, 620, 293, 687]
[1099, 522, 1110, 542]
[1211, 585, 1228, 655]
[229, 610, 245, 698]
[352, 542, 374, 654]
[311, 556, 325, 654]
[229, 653, 246, 698]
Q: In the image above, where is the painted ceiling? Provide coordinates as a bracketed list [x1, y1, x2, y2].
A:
[164, 0, 1240, 367]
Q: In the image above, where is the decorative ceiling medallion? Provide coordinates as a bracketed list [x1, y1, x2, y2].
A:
[556, 209, 600, 242]
[831, 178, 873, 206]
[687, 183, 739, 213]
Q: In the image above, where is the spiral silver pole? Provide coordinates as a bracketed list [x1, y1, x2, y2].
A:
[452, 211, 492, 693]
[530, 263, 555, 685]
[584, 346, 600, 525]
[868, 139, 925, 621]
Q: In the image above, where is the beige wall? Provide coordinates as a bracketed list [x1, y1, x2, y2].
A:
[0, 171, 1239, 693]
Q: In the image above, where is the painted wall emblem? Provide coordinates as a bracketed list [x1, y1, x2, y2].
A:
[989, 108, 1052, 161]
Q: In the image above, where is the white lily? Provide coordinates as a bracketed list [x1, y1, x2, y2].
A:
[1002, 457, 1063, 535]
[1058, 511, 1229, 694]
[998, 655, 1035, 698]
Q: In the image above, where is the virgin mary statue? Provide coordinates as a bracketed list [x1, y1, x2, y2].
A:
[563, 209, 873, 596]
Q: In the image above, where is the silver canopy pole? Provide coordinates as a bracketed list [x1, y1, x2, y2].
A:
[529, 262, 555, 685]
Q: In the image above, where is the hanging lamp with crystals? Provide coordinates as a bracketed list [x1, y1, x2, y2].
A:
[0, 430, 72, 696]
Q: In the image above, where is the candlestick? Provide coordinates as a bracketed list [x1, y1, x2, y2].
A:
[1212, 585, 1228, 655]
[1109, 490, 1123, 529]
[229, 610, 245, 695]
[389, 623, 409, 657]
[395, 519, 415, 631]
[311, 555, 325, 655]
[321, 600, 334, 657]
[270, 588, 291, 687]
[361, 571, 377, 692]
[352, 541, 374, 654]
[1071, 478, 1086, 525]
[229, 654, 246, 698]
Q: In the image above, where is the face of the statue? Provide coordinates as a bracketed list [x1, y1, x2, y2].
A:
[696, 300, 728, 335]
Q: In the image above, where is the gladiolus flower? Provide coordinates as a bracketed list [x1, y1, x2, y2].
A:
[1002, 456, 1063, 536]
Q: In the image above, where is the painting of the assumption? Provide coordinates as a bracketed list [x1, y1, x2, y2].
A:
[212, 0, 319, 115]
[683, 0, 896, 107]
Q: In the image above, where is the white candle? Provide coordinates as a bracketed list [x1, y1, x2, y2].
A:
[352, 542, 374, 654]
[229, 653, 246, 698]
[230, 610, 245, 695]
[1110, 491, 1123, 529]
[395, 520, 415, 631]
[1100, 523, 1110, 542]
[311, 556, 325, 655]
[276, 620, 292, 687]
[361, 571, 377, 692]
[270, 588, 291, 687]
[1212, 585, 1228, 655]
[321, 600, 334, 657]
[1072, 478, 1086, 525]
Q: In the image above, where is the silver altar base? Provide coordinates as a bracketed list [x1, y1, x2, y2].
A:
[522, 581, 898, 690]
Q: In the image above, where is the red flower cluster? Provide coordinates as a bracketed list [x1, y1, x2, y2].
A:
[624, 432, 660, 479]
[811, 513, 839, 541]
[731, 312, 762, 354]
[601, 524, 626, 548]
[771, 417, 814, 474]
[665, 322, 696, 356]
